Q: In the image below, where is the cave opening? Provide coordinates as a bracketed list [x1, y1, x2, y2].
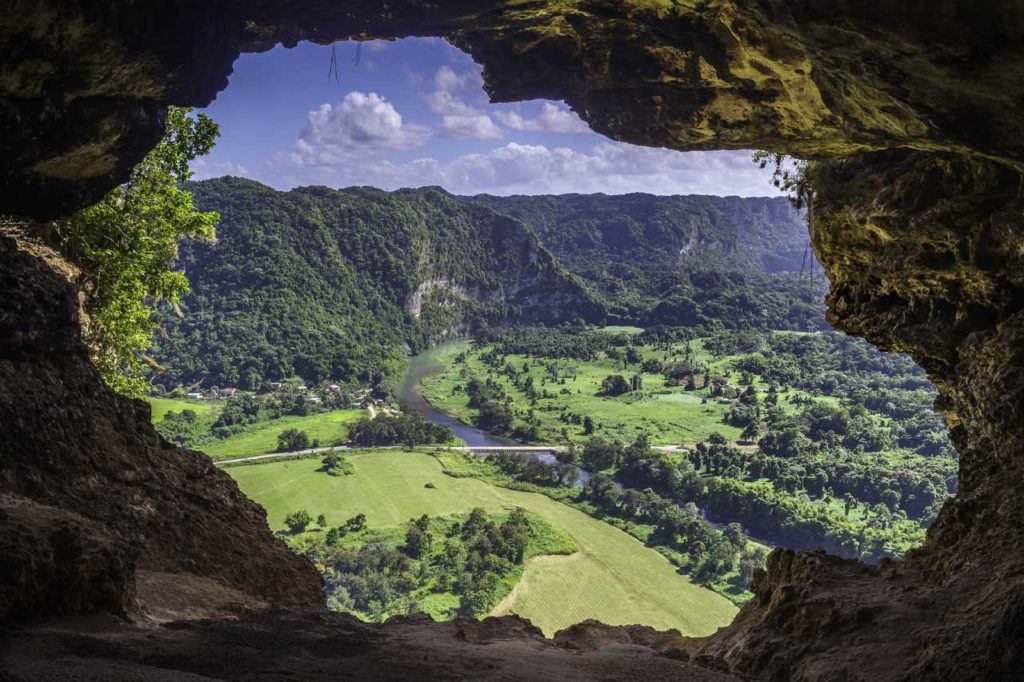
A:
[2, 3, 1022, 680]
[12, 33, 957, 636]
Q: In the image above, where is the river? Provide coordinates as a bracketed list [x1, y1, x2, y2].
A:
[397, 341, 513, 448]
[398, 341, 598, 486]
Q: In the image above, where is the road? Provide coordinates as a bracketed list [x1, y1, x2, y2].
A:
[214, 443, 712, 466]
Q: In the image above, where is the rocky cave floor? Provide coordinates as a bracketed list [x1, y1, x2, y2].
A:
[1, 610, 737, 682]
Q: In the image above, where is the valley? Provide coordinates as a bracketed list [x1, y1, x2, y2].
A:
[141, 179, 954, 636]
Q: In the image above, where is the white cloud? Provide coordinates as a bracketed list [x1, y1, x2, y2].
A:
[300, 92, 429, 151]
[423, 66, 484, 116]
[439, 114, 504, 140]
[265, 140, 781, 197]
[190, 158, 252, 181]
[282, 92, 430, 170]
[494, 103, 591, 134]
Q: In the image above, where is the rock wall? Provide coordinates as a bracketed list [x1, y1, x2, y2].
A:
[0, 236, 324, 622]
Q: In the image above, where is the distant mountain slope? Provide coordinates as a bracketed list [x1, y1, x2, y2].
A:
[471, 193, 825, 327]
[153, 178, 601, 390]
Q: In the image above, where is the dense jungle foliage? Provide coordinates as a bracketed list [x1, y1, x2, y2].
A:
[152, 178, 599, 391]
[151, 180, 820, 392]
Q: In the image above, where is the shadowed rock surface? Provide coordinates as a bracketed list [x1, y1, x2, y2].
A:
[0, 237, 324, 622]
[0, 612, 739, 682]
[2, 1, 1024, 681]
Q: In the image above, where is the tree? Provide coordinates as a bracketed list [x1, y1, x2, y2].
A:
[741, 422, 761, 441]
[322, 453, 355, 476]
[403, 525, 431, 558]
[582, 415, 595, 435]
[285, 510, 312, 533]
[476, 400, 513, 433]
[582, 438, 622, 471]
[52, 107, 220, 395]
[277, 428, 311, 452]
[317, 514, 328, 529]
[345, 513, 367, 533]
[599, 374, 630, 396]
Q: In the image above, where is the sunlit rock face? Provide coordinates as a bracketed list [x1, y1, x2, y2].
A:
[1, 1, 1023, 680]
[3, 0, 1023, 218]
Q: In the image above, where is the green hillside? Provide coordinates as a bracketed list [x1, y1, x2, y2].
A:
[475, 193, 826, 327]
[153, 178, 600, 391]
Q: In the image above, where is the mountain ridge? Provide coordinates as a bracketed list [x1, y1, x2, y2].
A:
[153, 178, 821, 390]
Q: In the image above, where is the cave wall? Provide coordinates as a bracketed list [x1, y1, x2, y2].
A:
[0, 236, 324, 621]
[2, 1, 1024, 680]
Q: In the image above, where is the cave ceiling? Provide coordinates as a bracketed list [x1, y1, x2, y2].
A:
[2, 0, 1023, 219]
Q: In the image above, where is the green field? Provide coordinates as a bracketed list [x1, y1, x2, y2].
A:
[420, 340, 744, 445]
[229, 450, 737, 636]
[200, 409, 366, 460]
[146, 397, 217, 424]
[145, 397, 366, 460]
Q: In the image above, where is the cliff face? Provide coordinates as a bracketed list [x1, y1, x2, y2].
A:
[2, 1, 1024, 681]
[0, 236, 324, 622]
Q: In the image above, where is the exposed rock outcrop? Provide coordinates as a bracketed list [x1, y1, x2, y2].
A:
[0, 236, 324, 622]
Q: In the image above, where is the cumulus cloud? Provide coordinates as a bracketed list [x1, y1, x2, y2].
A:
[279, 92, 430, 171]
[300, 92, 429, 151]
[494, 103, 591, 134]
[439, 114, 504, 140]
[423, 66, 484, 116]
[265, 140, 780, 197]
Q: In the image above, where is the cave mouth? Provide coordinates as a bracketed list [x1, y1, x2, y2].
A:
[119, 36, 954, 636]
[2, 2, 1022, 679]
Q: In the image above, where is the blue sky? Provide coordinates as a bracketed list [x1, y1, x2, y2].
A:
[193, 38, 782, 197]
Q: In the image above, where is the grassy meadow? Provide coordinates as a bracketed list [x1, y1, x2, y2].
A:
[420, 339, 745, 445]
[145, 396, 365, 460]
[229, 449, 738, 636]
[200, 409, 365, 459]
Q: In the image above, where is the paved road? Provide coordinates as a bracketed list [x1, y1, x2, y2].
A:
[216, 443, 572, 466]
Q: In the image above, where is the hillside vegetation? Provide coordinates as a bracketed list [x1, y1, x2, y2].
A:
[152, 180, 818, 393]
[476, 193, 825, 327]
[153, 178, 600, 391]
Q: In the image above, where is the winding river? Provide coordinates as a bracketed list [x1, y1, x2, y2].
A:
[398, 341, 598, 486]
[397, 341, 513, 447]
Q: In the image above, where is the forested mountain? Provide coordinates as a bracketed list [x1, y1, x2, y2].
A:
[474, 194, 825, 329]
[153, 178, 600, 390]
[153, 179, 822, 390]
